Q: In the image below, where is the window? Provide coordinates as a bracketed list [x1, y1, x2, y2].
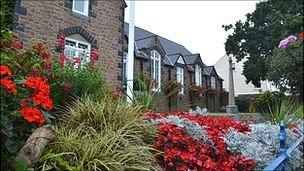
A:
[177, 67, 184, 94]
[72, 0, 89, 16]
[123, 52, 127, 82]
[211, 76, 216, 88]
[195, 65, 202, 86]
[64, 37, 90, 67]
[150, 50, 161, 91]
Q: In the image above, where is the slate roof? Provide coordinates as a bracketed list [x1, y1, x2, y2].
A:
[124, 23, 192, 56]
[183, 54, 200, 65]
[167, 53, 180, 65]
[203, 66, 214, 76]
[203, 66, 224, 80]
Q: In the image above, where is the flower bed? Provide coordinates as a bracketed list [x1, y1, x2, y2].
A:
[146, 110, 303, 170]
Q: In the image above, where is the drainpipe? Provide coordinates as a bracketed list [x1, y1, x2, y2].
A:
[126, 1, 135, 104]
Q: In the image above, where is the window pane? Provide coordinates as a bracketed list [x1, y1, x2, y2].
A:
[74, 0, 85, 12]
[64, 47, 76, 59]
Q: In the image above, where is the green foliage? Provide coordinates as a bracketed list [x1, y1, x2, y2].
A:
[224, 0, 303, 86]
[267, 40, 303, 99]
[258, 98, 303, 127]
[38, 96, 160, 171]
[236, 96, 251, 113]
[16, 157, 34, 171]
[0, 30, 51, 170]
[49, 60, 108, 107]
[132, 73, 181, 112]
[255, 91, 283, 113]
[0, 0, 15, 30]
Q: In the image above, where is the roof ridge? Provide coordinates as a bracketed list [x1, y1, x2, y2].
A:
[125, 22, 192, 54]
[135, 35, 156, 41]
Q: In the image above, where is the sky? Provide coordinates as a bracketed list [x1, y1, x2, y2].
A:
[124, 1, 259, 65]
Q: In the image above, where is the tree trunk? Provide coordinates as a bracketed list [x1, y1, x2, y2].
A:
[16, 125, 56, 167]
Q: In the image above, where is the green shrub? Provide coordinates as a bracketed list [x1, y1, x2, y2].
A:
[235, 95, 251, 112]
[258, 98, 303, 127]
[255, 91, 283, 113]
[49, 60, 108, 107]
[38, 96, 160, 171]
[0, 0, 15, 30]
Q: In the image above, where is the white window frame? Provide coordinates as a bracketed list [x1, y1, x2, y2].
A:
[211, 76, 216, 88]
[195, 64, 202, 86]
[177, 67, 184, 94]
[72, 0, 89, 16]
[150, 50, 161, 91]
[64, 37, 91, 67]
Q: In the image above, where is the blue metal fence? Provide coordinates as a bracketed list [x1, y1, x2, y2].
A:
[263, 120, 304, 171]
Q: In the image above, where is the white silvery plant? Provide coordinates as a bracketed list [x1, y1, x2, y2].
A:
[188, 106, 209, 116]
[151, 115, 209, 143]
[222, 123, 303, 170]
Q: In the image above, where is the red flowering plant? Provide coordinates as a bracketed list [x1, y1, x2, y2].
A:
[190, 83, 205, 97]
[0, 30, 54, 163]
[46, 32, 105, 106]
[207, 88, 219, 96]
[146, 110, 256, 170]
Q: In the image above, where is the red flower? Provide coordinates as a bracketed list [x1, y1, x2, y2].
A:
[90, 49, 100, 61]
[0, 78, 17, 94]
[73, 56, 81, 65]
[57, 33, 65, 49]
[20, 101, 45, 126]
[0, 65, 12, 77]
[25, 76, 51, 95]
[42, 52, 51, 59]
[33, 43, 46, 53]
[61, 83, 72, 92]
[13, 40, 23, 49]
[59, 54, 68, 67]
[299, 32, 304, 40]
[150, 111, 254, 171]
[31, 92, 53, 110]
[24, 76, 53, 111]
[41, 60, 52, 69]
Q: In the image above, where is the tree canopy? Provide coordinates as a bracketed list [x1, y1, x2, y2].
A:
[223, 0, 303, 87]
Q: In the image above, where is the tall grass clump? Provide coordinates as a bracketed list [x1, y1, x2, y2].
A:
[38, 95, 160, 171]
[258, 98, 303, 127]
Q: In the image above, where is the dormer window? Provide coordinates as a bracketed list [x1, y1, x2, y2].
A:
[72, 0, 89, 16]
[195, 65, 202, 86]
[150, 50, 161, 91]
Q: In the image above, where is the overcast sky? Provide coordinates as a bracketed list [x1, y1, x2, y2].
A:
[124, 1, 258, 65]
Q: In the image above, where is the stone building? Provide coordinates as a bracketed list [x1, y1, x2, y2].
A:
[124, 23, 225, 111]
[12, 0, 225, 111]
[13, 0, 127, 88]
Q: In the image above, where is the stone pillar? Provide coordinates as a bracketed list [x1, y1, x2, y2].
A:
[226, 55, 239, 120]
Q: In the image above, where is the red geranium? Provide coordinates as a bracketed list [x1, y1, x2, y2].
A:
[30, 92, 53, 110]
[0, 65, 13, 77]
[20, 99, 45, 125]
[0, 65, 17, 94]
[0, 78, 17, 94]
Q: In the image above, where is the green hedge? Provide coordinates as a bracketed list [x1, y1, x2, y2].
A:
[1, 0, 15, 30]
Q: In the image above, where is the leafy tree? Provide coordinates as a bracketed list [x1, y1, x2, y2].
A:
[267, 39, 303, 98]
[223, 0, 303, 87]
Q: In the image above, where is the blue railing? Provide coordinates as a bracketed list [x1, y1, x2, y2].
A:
[263, 120, 304, 171]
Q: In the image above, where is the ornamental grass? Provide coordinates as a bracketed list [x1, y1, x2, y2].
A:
[38, 95, 160, 171]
